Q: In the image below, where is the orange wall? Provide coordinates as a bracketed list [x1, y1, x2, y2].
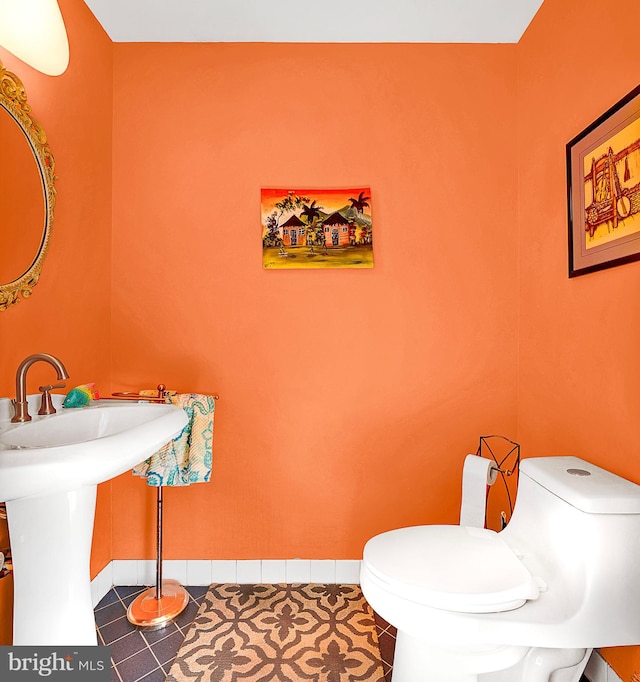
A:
[4, 0, 639, 675]
[109, 42, 519, 561]
[0, 0, 113, 576]
[517, 0, 640, 678]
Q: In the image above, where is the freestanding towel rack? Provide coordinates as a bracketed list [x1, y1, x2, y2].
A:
[112, 385, 218, 629]
[127, 487, 190, 629]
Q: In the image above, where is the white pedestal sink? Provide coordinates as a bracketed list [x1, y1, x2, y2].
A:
[0, 396, 188, 645]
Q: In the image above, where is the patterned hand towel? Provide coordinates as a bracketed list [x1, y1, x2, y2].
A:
[132, 393, 216, 486]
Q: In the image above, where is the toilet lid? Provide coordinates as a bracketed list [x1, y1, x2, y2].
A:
[363, 525, 540, 614]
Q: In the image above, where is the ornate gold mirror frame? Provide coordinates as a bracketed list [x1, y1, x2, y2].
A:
[0, 60, 57, 310]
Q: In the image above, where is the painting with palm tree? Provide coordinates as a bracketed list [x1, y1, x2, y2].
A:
[261, 187, 373, 269]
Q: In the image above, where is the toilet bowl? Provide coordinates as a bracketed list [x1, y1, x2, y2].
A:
[361, 456, 640, 682]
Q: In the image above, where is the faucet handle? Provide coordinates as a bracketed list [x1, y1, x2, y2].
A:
[38, 383, 66, 416]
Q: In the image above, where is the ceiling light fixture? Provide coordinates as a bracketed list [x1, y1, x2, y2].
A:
[0, 0, 69, 76]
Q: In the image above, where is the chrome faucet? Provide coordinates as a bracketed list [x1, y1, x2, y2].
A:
[12, 353, 70, 423]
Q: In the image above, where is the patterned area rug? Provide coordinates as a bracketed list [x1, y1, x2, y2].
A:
[166, 583, 385, 682]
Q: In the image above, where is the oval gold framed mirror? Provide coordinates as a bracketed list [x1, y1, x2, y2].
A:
[0, 60, 56, 310]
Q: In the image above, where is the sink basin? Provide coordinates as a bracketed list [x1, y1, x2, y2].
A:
[0, 396, 188, 645]
[0, 400, 188, 501]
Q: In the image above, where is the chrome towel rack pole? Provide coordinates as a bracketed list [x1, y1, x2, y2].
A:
[120, 384, 219, 629]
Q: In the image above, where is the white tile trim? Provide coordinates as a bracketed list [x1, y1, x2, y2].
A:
[163, 560, 188, 584]
[187, 560, 213, 586]
[90, 562, 113, 607]
[112, 559, 137, 586]
[211, 560, 237, 583]
[102, 559, 362, 588]
[335, 560, 362, 584]
[237, 560, 262, 583]
[285, 559, 311, 583]
[137, 560, 155, 585]
[310, 560, 336, 583]
[261, 560, 286, 583]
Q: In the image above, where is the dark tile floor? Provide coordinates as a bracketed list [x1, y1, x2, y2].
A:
[95, 586, 396, 682]
[95, 589, 589, 682]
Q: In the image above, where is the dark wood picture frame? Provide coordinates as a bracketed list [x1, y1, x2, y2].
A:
[567, 84, 640, 277]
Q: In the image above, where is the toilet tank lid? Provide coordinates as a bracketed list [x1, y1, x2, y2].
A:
[520, 456, 640, 514]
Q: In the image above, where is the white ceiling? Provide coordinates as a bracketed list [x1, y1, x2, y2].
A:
[82, 0, 544, 44]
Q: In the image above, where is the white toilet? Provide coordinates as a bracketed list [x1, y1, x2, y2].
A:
[361, 455, 640, 682]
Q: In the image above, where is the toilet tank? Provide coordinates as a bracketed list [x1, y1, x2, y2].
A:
[504, 456, 640, 554]
[501, 455, 640, 638]
[517, 456, 640, 515]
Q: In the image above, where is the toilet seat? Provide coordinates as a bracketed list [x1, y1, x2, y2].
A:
[363, 525, 541, 614]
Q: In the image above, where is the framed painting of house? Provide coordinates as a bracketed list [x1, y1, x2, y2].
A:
[261, 188, 373, 269]
[567, 84, 640, 277]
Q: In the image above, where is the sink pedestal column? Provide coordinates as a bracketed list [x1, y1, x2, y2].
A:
[6, 485, 98, 645]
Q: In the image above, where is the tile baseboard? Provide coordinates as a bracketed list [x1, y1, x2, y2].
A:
[90, 561, 113, 607]
[92, 559, 362, 606]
